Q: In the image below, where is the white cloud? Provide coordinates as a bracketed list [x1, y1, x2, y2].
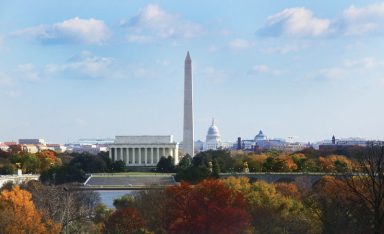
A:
[46, 51, 152, 80]
[14, 17, 110, 44]
[228, 39, 254, 50]
[259, 8, 331, 37]
[316, 67, 345, 80]
[199, 67, 229, 83]
[344, 57, 384, 69]
[122, 4, 203, 41]
[259, 3, 384, 38]
[341, 3, 384, 35]
[248, 64, 284, 76]
[17, 64, 41, 82]
[126, 34, 153, 43]
[46, 51, 115, 78]
[250, 65, 270, 73]
[261, 43, 309, 54]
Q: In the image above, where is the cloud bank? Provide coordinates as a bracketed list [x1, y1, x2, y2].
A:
[14, 17, 110, 44]
[122, 4, 203, 41]
[258, 2, 384, 38]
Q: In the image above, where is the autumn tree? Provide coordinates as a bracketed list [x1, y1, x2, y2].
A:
[343, 142, 384, 234]
[223, 177, 320, 234]
[38, 150, 61, 172]
[308, 176, 369, 234]
[21, 180, 101, 233]
[104, 208, 145, 234]
[165, 179, 252, 234]
[0, 186, 60, 234]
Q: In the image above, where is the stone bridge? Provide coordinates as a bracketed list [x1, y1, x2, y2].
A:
[0, 175, 39, 188]
[219, 172, 358, 185]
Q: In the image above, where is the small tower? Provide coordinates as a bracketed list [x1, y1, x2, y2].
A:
[237, 137, 242, 150]
[332, 135, 336, 144]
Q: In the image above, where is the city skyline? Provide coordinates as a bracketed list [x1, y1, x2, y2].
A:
[1, 0, 384, 143]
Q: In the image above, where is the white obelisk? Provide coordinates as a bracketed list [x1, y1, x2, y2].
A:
[183, 51, 194, 156]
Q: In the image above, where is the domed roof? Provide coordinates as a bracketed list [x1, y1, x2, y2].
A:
[206, 118, 221, 143]
[254, 130, 267, 141]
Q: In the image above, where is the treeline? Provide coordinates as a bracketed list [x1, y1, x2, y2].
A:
[40, 152, 126, 185]
[172, 149, 358, 183]
[0, 149, 126, 184]
[97, 174, 383, 234]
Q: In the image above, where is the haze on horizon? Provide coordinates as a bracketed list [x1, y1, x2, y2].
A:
[1, 0, 384, 144]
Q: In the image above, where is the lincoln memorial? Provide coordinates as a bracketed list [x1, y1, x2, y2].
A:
[109, 135, 179, 166]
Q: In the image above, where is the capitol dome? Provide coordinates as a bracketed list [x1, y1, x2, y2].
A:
[254, 130, 267, 142]
[206, 118, 222, 144]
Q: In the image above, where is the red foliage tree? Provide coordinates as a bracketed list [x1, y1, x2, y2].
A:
[104, 208, 145, 234]
[165, 179, 252, 234]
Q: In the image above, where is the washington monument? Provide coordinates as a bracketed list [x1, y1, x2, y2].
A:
[183, 51, 194, 156]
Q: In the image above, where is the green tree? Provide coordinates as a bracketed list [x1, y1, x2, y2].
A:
[40, 165, 86, 185]
[212, 159, 221, 177]
[111, 160, 126, 172]
[177, 154, 192, 171]
[113, 194, 135, 210]
[156, 156, 175, 173]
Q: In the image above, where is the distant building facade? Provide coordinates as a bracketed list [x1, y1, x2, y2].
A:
[204, 119, 222, 151]
[19, 139, 46, 145]
[237, 130, 309, 152]
[109, 135, 179, 166]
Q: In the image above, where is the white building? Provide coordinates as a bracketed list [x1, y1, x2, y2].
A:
[109, 135, 179, 166]
[0, 143, 9, 152]
[204, 119, 222, 150]
[46, 144, 67, 153]
[19, 139, 46, 145]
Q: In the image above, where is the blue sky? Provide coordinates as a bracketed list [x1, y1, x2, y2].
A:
[1, 0, 384, 143]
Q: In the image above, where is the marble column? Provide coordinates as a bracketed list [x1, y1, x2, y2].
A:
[145, 148, 148, 165]
[151, 148, 154, 165]
[156, 147, 160, 164]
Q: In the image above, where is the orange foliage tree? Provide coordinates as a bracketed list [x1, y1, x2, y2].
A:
[37, 150, 61, 172]
[0, 186, 60, 234]
[318, 155, 353, 172]
[104, 208, 145, 234]
[165, 179, 252, 234]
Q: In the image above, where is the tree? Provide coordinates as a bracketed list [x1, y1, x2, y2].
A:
[309, 176, 368, 234]
[104, 208, 145, 234]
[69, 153, 108, 173]
[21, 180, 101, 233]
[113, 194, 135, 210]
[93, 204, 113, 232]
[111, 160, 126, 172]
[0, 163, 15, 175]
[223, 177, 320, 234]
[177, 154, 192, 170]
[156, 156, 175, 173]
[343, 142, 384, 234]
[0, 186, 60, 234]
[40, 165, 86, 185]
[165, 179, 252, 234]
[38, 150, 61, 172]
[175, 165, 210, 183]
[212, 159, 221, 177]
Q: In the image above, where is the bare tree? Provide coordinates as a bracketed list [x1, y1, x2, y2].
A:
[21, 181, 100, 233]
[344, 142, 384, 234]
